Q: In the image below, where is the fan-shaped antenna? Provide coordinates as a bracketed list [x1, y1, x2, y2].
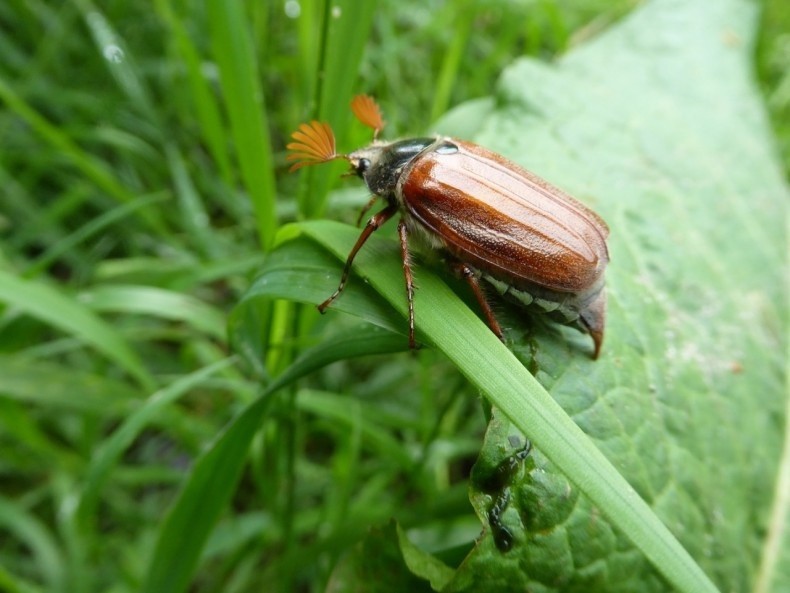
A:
[286, 121, 342, 171]
[350, 94, 385, 139]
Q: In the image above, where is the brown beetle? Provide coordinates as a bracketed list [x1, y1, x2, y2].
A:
[287, 95, 609, 358]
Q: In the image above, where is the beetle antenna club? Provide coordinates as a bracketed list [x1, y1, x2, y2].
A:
[286, 120, 345, 171]
[350, 94, 385, 139]
[288, 94, 610, 358]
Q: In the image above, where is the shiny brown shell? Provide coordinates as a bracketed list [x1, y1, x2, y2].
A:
[398, 139, 609, 295]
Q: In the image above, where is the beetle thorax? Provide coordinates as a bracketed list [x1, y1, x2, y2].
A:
[350, 137, 436, 199]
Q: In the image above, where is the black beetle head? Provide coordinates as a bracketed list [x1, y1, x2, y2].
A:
[348, 139, 435, 197]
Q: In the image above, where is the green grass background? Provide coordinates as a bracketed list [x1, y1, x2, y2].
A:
[0, 1, 787, 592]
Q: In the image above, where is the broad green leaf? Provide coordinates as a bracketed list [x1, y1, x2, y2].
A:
[326, 521, 438, 593]
[248, 0, 787, 591]
[451, 0, 786, 590]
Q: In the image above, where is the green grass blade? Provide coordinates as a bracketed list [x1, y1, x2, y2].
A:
[0, 77, 141, 211]
[76, 358, 237, 528]
[430, 4, 474, 123]
[73, 0, 157, 123]
[79, 284, 227, 340]
[0, 270, 155, 392]
[235, 234, 404, 334]
[297, 389, 414, 469]
[141, 327, 406, 593]
[753, 350, 790, 593]
[23, 194, 166, 278]
[164, 145, 219, 258]
[0, 496, 65, 592]
[314, 0, 377, 123]
[0, 357, 137, 414]
[153, 0, 235, 188]
[293, 0, 377, 218]
[207, 2, 276, 251]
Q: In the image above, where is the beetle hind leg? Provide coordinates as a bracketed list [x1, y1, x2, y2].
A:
[578, 288, 606, 359]
[453, 262, 505, 341]
[397, 219, 418, 349]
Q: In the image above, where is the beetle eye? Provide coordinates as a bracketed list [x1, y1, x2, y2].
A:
[357, 158, 371, 175]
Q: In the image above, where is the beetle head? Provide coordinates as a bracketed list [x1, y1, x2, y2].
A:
[349, 138, 436, 196]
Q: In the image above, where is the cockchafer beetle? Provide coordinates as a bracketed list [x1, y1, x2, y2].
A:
[287, 95, 610, 358]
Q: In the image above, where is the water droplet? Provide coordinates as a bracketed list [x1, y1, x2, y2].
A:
[284, 0, 300, 18]
[103, 44, 124, 64]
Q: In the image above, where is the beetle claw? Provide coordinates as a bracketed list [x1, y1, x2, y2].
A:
[579, 289, 606, 359]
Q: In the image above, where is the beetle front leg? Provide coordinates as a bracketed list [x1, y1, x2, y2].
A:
[454, 262, 505, 341]
[318, 203, 398, 313]
[397, 219, 418, 349]
[355, 195, 379, 227]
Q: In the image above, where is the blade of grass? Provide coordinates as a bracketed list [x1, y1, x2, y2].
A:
[74, 0, 157, 122]
[165, 144, 219, 259]
[153, 0, 235, 189]
[141, 326, 406, 593]
[79, 284, 227, 340]
[0, 566, 26, 593]
[23, 194, 167, 278]
[314, 0, 377, 126]
[76, 358, 238, 529]
[430, 3, 474, 123]
[294, 0, 376, 218]
[753, 344, 790, 593]
[0, 270, 155, 392]
[0, 77, 155, 227]
[233, 235, 405, 338]
[0, 496, 65, 592]
[297, 389, 414, 469]
[0, 357, 137, 414]
[294, 0, 321, 102]
[0, 398, 81, 476]
[207, 2, 276, 251]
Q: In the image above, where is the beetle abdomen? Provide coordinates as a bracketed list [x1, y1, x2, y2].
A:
[398, 139, 609, 294]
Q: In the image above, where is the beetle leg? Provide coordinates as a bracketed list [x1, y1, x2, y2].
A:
[454, 263, 505, 341]
[318, 203, 398, 314]
[578, 288, 606, 359]
[356, 195, 379, 227]
[396, 219, 418, 348]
